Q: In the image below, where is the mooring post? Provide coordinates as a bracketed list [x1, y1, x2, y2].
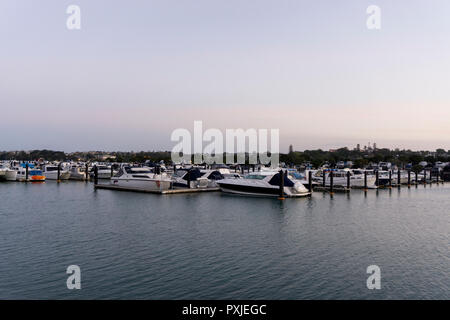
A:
[278, 170, 285, 200]
[322, 171, 326, 187]
[110, 165, 114, 178]
[346, 170, 351, 191]
[329, 171, 334, 195]
[25, 163, 29, 182]
[429, 169, 433, 184]
[375, 170, 379, 187]
[187, 170, 191, 188]
[57, 163, 61, 182]
[388, 170, 392, 188]
[308, 171, 313, 194]
[407, 170, 411, 187]
[363, 170, 368, 191]
[415, 171, 418, 186]
[397, 169, 401, 186]
[423, 169, 427, 185]
[94, 165, 98, 185]
[85, 163, 89, 181]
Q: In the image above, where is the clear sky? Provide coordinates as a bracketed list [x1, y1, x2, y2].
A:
[1, 0, 450, 152]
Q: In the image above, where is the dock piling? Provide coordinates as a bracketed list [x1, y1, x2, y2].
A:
[388, 170, 392, 188]
[364, 170, 368, 191]
[57, 163, 61, 182]
[94, 165, 98, 185]
[322, 171, 326, 187]
[375, 170, 379, 187]
[329, 171, 334, 195]
[346, 170, 351, 191]
[25, 163, 29, 182]
[308, 171, 313, 194]
[278, 170, 285, 200]
[85, 163, 89, 181]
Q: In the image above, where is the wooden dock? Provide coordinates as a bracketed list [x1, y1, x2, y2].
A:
[94, 184, 220, 194]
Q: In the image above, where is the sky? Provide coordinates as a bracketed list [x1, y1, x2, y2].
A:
[1, 0, 450, 152]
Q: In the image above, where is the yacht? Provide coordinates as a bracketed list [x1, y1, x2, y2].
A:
[0, 164, 17, 181]
[14, 164, 46, 182]
[313, 169, 377, 188]
[216, 170, 310, 197]
[42, 164, 71, 180]
[69, 164, 88, 181]
[111, 166, 172, 191]
[172, 168, 210, 188]
[90, 165, 117, 179]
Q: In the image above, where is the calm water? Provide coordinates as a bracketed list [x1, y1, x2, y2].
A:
[0, 181, 448, 299]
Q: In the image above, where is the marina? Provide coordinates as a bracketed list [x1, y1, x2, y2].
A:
[1, 175, 448, 299]
[0, 160, 447, 197]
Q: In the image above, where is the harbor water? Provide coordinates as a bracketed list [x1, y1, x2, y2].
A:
[0, 181, 448, 299]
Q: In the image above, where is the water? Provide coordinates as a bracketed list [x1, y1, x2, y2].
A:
[0, 181, 448, 299]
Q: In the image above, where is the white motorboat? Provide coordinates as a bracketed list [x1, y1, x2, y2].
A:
[313, 169, 377, 188]
[90, 165, 117, 179]
[14, 165, 46, 182]
[172, 168, 210, 188]
[69, 164, 88, 181]
[111, 166, 172, 191]
[216, 170, 310, 197]
[0, 164, 17, 181]
[42, 165, 71, 180]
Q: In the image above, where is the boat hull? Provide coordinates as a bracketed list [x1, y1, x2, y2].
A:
[110, 178, 172, 191]
[44, 171, 71, 180]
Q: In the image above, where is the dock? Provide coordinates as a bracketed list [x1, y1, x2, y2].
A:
[313, 186, 351, 193]
[94, 184, 220, 194]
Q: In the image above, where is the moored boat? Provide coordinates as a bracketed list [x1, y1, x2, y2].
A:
[217, 170, 310, 197]
[110, 166, 172, 191]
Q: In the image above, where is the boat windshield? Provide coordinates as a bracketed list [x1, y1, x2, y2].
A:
[289, 172, 304, 179]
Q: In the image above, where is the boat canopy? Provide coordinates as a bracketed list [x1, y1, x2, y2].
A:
[268, 172, 295, 187]
[182, 168, 203, 181]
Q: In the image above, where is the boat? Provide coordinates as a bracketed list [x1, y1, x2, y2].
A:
[14, 164, 46, 182]
[313, 169, 377, 188]
[216, 170, 311, 197]
[110, 166, 172, 191]
[0, 164, 17, 181]
[172, 168, 210, 188]
[42, 164, 71, 180]
[69, 164, 88, 181]
[90, 165, 117, 179]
